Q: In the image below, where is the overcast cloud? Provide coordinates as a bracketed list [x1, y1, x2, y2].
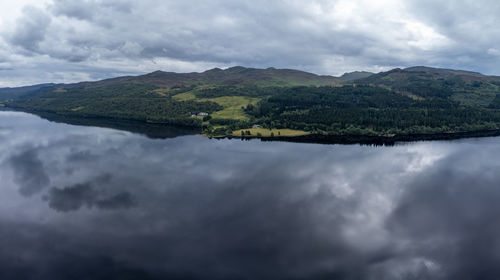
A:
[1, 0, 500, 86]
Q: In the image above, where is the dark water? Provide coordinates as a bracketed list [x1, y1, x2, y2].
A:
[2, 111, 500, 280]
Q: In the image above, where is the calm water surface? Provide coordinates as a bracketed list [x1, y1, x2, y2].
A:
[1, 111, 500, 279]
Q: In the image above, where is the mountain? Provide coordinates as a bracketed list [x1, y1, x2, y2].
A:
[0, 83, 55, 101]
[340, 71, 374, 81]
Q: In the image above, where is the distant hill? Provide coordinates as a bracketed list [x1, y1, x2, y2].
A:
[403, 66, 485, 78]
[0, 83, 55, 101]
[340, 71, 374, 81]
[60, 66, 341, 91]
[356, 66, 500, 107]
[1, 67, 341, 102]
[358, 66, 498, 84]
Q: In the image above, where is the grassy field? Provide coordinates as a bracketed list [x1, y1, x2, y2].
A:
[201, 96, 259, 120]
[232, 127, 310, 137]
[151, 88, 169, 97]
[71, 106, 85, 111]
[172, 92, 196, 101]
[174, 92, 259, 121]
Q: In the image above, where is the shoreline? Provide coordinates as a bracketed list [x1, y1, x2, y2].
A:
[211, 129, 500, 146]
[6, 106, 500, 145]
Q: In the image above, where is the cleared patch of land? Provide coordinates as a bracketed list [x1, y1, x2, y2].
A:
[232, 127, 310, 137]
[202, 96, 259, 120]
[174, 92, 259, 121]
[71, 106, 85, 111]
[151, 88, 169, 97]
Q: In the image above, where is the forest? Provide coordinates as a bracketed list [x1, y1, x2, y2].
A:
[243, 85, 500, 136]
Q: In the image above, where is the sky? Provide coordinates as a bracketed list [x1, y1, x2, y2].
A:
[1, 0, 500, 86]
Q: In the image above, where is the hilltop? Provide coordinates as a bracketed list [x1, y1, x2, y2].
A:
[340, 71, 374, 81]
[53, 66, 342, 90]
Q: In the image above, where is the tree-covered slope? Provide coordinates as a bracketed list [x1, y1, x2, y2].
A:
[355, 66, 500, 107]
[7, 65, 500, 140]
[0, 83, 55, 101]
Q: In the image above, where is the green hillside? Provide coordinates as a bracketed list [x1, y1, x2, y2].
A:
[5, 67, 340, 128]
[7, 65, 500, 141]
[0, 83, 55, 101]
[355, 66, 500, 107]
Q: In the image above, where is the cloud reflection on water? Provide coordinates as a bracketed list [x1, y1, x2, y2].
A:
[1, 111, 500, 279]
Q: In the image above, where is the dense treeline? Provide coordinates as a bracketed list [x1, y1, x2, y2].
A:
[35, 83, 160, 98]
[9, 83, 223, 127]
[355, 68, 500, 106]
[246, 85, 500, 135]
[391, 76, 456, 98]
[263, 85, 420, 108]
[9, 81, 500, 137]
[195, 86, 279, 98]
[488, 94, 500, 109]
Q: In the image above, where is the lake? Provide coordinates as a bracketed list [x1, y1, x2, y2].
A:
[1, 110, 500, 280]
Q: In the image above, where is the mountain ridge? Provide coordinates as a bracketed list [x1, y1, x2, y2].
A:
[59, 66, 343, 90]
[6, 65, 500, 97]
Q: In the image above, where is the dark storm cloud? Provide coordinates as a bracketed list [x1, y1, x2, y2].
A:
[51, 0, 132, 20]
[51, 0, 97, 20]
[7, 148, 50, 196]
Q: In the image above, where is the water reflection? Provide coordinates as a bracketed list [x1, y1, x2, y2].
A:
[17, 109, 201, 139]
[1, 111, 500, 279]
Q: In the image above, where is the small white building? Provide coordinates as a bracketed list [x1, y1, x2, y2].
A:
[197, 112, 209, 117]
[252, 124, 261, 128]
